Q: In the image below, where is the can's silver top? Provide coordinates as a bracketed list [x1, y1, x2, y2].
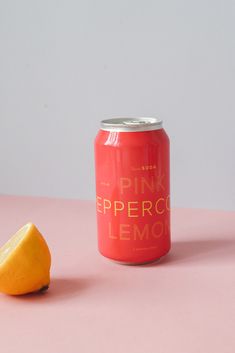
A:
[100, 117, 163, 132]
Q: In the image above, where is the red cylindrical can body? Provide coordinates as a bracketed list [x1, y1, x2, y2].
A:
[94, 118, 170, 264]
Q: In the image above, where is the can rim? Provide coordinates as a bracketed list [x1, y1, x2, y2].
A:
[100, 117, 163, 132]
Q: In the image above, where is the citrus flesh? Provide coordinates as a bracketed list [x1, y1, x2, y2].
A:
[0, 223, 51, 295]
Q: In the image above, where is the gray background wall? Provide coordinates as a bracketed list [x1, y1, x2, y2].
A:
[0, 0, 234, 210]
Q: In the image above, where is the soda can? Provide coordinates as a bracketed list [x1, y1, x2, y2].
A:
[94, 117, 170, 264]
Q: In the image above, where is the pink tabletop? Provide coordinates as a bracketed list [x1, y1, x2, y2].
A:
[0, 195, 234, 353]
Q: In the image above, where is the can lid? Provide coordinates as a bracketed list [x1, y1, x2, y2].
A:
[100, 117, 163, 132]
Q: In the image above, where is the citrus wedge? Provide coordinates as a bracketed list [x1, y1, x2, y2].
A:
[0, 223, 51, 295]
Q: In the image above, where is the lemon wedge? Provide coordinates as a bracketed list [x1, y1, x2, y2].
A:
[0, 223, 51, 295]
